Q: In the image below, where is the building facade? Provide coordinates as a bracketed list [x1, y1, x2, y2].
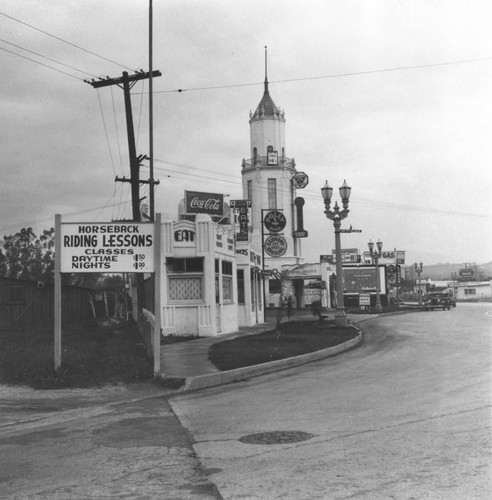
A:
[157, 212, 264, 337]
[241, 57, 311, 307]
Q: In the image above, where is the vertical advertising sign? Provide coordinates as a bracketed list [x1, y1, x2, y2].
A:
[230, 200, 251, 242]
[396, 251, 405, 264]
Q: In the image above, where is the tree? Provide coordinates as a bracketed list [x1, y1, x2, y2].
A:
[0, 227, 55, 282]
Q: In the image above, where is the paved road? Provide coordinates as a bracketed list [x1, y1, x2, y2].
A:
[0, 383, 220, 499]
[171, 304, 492, 499]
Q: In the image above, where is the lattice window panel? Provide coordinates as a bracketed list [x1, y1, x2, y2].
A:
[169, 277, 203, 301]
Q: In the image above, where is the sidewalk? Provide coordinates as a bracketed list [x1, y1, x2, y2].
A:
[159, 310, 373, 391]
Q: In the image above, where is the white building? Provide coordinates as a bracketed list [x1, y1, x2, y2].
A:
[241, 54, 310, 307]
[157, 212, 265, 336]
[455, 280, 492, 301]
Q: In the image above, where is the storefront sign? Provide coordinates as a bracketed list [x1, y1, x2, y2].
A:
[185, 190, 224, 215]
[386, 264, 397, 285]
[174, 229, 195, 242]
[292, 172, 309, 189]
[263, 211, 286, 233]
[60, 222, 154, 273]
[294, 230, 308, 238]
[236, 206, 249, 242]
[264, 235, 287, 257]
[396, 251, 405, 264]
[332, 248, 359, 263]
[230, 200, 251, 209]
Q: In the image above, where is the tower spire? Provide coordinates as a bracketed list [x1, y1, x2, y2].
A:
[264, 45, 269, 94]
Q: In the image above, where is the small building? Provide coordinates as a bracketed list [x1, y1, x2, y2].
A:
[159, 214, 264, 337]
[454, 280, 492, 301]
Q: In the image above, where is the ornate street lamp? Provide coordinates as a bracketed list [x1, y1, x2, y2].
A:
[414, 262, 424, 306]
[321, 179, 351, 327]
[368, 239, 383, 313]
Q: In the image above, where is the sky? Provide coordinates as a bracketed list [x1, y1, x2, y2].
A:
[1, 0, 491, 266]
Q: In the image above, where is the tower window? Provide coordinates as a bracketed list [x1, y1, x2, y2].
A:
[268, 178, 277, 209]
[247, 180, 253, 205]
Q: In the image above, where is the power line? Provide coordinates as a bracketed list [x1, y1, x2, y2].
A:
[0, 11, 134, 71]
[148, 56, 492, 94]
[0, 45, 82, 80]
[96, 89, 117, 176]
[0, 37, 97, 77]
[110, 86, 124, 175]
[151, 159, 492, 220]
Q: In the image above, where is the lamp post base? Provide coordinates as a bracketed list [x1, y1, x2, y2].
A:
[375, 302, 383, 313]
[335, 309, 348, 327]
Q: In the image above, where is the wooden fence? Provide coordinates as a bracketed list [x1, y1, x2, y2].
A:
[0, 277, 124, 328]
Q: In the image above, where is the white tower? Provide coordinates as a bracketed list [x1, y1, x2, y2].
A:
[241, 48, 302, 270]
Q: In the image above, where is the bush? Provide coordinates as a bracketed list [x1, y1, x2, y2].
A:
[0, 322, 153, 389]
[209, 320, 358, 371]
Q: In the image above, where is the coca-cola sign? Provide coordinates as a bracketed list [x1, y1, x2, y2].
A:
[185, 190, 224, 215]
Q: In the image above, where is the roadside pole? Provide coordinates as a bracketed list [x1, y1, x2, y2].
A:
[54, 214, 62, 371]
[153, 213, 162, 376]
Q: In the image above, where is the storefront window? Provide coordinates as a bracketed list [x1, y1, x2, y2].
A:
[269, 279, 281, 294]
[222, 260, 233, 302]
[237, 269, 245, 304]
[167, 258, 204, 302]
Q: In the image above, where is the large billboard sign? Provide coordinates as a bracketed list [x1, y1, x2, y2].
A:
[60, 222, 155, 273]
[342, 266, 386, 294]
[185, 190, 224, 215]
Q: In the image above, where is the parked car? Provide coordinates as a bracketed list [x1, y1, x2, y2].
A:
[423, 292, 453, 311]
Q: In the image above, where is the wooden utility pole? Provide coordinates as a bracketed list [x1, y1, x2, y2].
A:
[89, 70, 161, 314]
[149, 0, 155, 221]
[89, 70, 161, 221]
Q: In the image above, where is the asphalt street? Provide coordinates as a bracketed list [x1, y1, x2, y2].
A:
[1, 304, 490, 499]
[0, 383, 220, 499]
[170, 304, 492, 499]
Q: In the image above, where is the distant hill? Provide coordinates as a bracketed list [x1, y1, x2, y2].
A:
[405, 262, 492, 281]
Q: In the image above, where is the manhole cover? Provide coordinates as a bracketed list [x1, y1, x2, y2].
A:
[239, 431, 316, 445]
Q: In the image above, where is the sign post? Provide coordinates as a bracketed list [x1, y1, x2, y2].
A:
[54, 216, 160, 375]
[54, 214, 62, 371]
[153, 213, 162, 376]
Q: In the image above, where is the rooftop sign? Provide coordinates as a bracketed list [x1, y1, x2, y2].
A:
[185, 190, 224, 215]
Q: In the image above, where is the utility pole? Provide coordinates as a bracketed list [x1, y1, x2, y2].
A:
[88, 70, 161, 221]
[88, 70, 161, 315]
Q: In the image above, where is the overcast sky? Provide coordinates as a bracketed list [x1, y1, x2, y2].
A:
[1, 0, 491, 266]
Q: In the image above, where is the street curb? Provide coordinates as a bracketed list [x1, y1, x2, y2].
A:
[180, 326, 363, 392]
